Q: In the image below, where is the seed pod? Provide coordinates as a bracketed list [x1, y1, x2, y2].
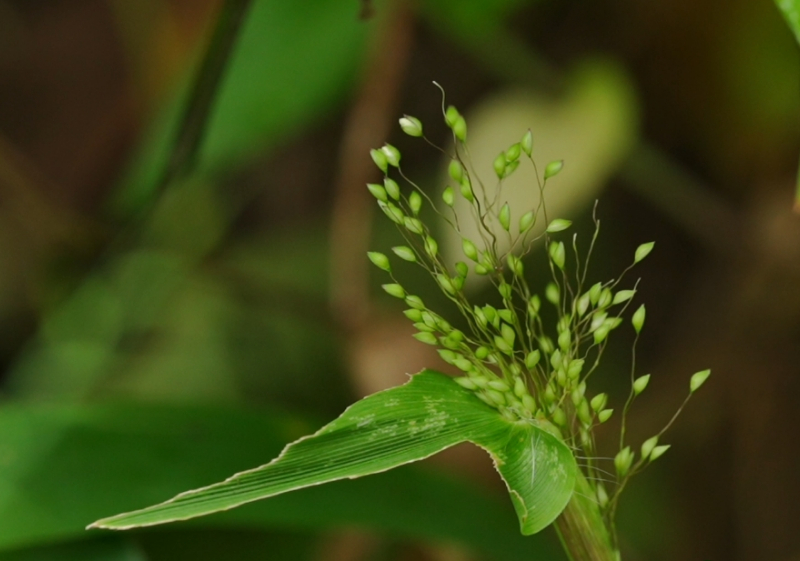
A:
[454, 376, 477, 390]
[597, 288, 613, 309]
[498, 309, 513, 323]
[550, 349, 563, 370]
[382, 284, 405, 299]
[519, 210, 535, 233]
[501, 323, 516, 347]
[413, 322, 435, 333]
[493, 335, 513, 355]
[650, 444, 671, 461]
[499, 203, 511, 231]
[522, 395, 537, 413]
[488, 379, 510, 392]
[614, 446, 634, 477]
[578, 400, 592, 426]
[546, 218, 572, 233]
[544, 160, 564, 179]
[384, 178, 400, 200]
[452, 276, 465, 291]
[475, 346, 490, 360]
[525, 350, 541, 370]
[482, 305, 497, 324]
[485, 389, 506, 406]
[370, 149, 388, 172]
[367, 251, 391, 272]
[442, 186, 455, 206]
[435, 273, 455, 295]
[504, 160, 520, 177]
[641, 436, 659, 459]
[378, 201, 403, 224]
[438, 349, 458, 364]
[596, 484, 609, 508]
[469, 374, 489, 388]
[505, 143, 521, 162]
[529, 295, 541, 314]
[549, 241, 566, 270]
[539, 336, 554, 355]
[577, 294, 591, 316]
[453, 116, 467, 142]
[567, 358, 584, 379]
[632, 304, 646, 333]
[421, 311, 438, 328]
[590, 312, 608, 332]
[460, 178, 475, 202]
[498, 282, 512, 300]
[381, 144, 401, 167]
[392, 246, 417, 262]
[474, 264, 490, 275]
[690, 369, 711, 392]
[405, 295, 425, 309]
[593, 324, 611, 344]
[598, 409, 614, 423]
[613, 289, 635, 305]
[590, 393, 607, 412]
[367, 183, 388, 201]
[403, 309, 423, 322]
[399, 115, 423, 137]
[462, 238, 479, 261]
[409, 191, 423, 216]
[545, 283, 560, 305]
[454, 358, 473, 372]
[455, 261, 469, 278]
[521, 130, 533, 156]
[493, 153, 506, 179]
[448, 329, 464, 343]
[634, 242, 655, 263]
[633, 374, 650, 395]
[413, 331, 437, 345]
[558, 329, 571, 351]
[403, 217, 424, 235]
[552, 407, 567, 426]
[589, 282, 603, 305]
[424, 236, 439, 258]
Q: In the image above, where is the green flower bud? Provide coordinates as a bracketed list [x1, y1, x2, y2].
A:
[469, 374, 489, 388]
[597, 288, 612, 308]
[381, 143, 401, 167]
[558, 329, 571, 351]
[593, 324, 611, 344]
[529, 295, 541, 314]
[567, 358, 584, 379]
[634, 242, 655, 263]
[545, 282, 560, 305]
[501, 323, 516, 347]
[539, 336, 554, 355]
[578, 400, 592, 426]
[650, 444, 671, 461]
[493, 153, 506, 179]
[442, 186, 455, 206]
[445, 105, 460, 127]
[488, 379, 510, 392]
[421, 311, 438, 329]
[546, 218, 572, 233]
[382, 177, 399, 200]
[549, 241, 566, 270]
[474, 264, 489, 275]
[552, 407, 567, 426]
[613, 289, 636, 305]
[522, 394, 537, 413]
[596, 484, 609, 508]
[437, 349, 458, 364]
[632, 304, 646, 333]
[499, 203, 511, 231]
[544, 160, 564, 179]
[505, 143, 521, 162]
[367, 183, 388, 201]
[475, 346, 490, 360]
[590, 312, 608, 333]
[482, 305, 497, 324]
[503, 159, 520, 177]
[486, 389, 506, 406]
[405, 295, 425, 309]
[424, 236, 438, 258]
[690, 369, 711, 392]
[453, 116, 467, 142]
[392, 246, 416, 262]
[525, 350, 541, 370]
[460, 178, 474, 202]
[633, 374, 651, 395]
[498, 282, 512, 300]
[598, 409, 614, 423]
[436, 273, 455, 295]
[590, 393, 607, 412]
[413, 322, 435, 333]
[589, 282, 603, 305]
[493, 335, 513, 355]
[641, 436, 659, 460]
[382, 283, 405, 299]
[614, 446, 634, 477]
[514, 377, 527, 398]
[551, 349, 563, 370]
[370, 148, 388, 172]
[448, 159, 464, 182]
[544, 383, 557, 404]
[577, 294, 591, 316]
[455, 261, 469, 278]
[518, 210, 535, 233]
[454, 376, 477, 390]
[462, 238, 479, 261]
[453, 358, 473, 372]
[378, 201, 404, 224]
[497, 309, 513, 323]
[367, 251, 391, 272]
[507, 254, 524, 276]
[413, 331, 438, 345]
[408, 191, 422, 216]
[403, 308, 423, 322]
[521, 130, 533, 156]
[403, 217, 424, 235]
[399, 115, 423, 137]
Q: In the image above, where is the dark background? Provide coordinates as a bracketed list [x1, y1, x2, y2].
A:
[0, 1, 799, 560]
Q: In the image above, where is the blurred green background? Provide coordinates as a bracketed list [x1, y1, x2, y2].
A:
[0, 0, 799, 559]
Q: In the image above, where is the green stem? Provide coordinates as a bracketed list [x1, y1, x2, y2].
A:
[554, 472, 619, 561]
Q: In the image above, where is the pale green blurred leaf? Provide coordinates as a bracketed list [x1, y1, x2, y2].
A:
[776, 0, 800, 44]
[92, 371, 577, 536]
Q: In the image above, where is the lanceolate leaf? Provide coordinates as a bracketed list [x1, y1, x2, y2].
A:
[775, 0, 800, 45]
[91, 370, 577, 535]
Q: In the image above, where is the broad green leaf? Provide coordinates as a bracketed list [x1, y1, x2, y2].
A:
[91, 370, 577, 535]
[0, 400, 561, 560]
[776, 0, 800, 45]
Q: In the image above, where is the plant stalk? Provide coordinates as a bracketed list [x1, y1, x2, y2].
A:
[554, 472, 619, 561]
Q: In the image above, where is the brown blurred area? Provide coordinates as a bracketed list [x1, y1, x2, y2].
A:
[0, 1, 799, 560]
